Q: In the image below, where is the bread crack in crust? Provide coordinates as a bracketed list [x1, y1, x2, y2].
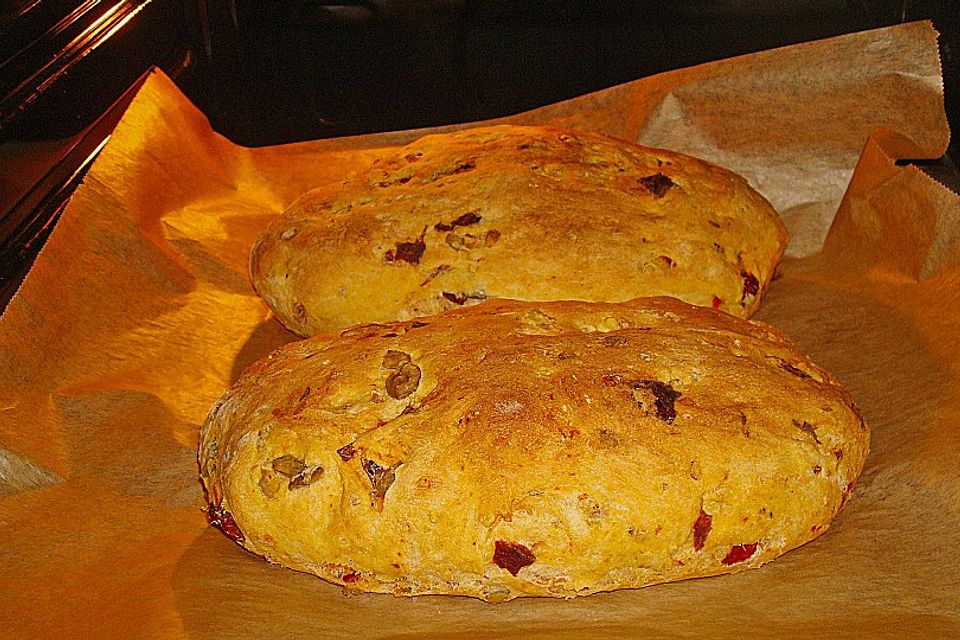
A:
[199, 297, 868, 601]
[250, 125, 788, 336]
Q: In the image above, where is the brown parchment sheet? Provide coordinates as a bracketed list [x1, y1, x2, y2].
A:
[1, 19, 958, 639]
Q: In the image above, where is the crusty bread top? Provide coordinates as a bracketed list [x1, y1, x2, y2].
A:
[199, 297, 867, 600]
[250, 125, 788, 336]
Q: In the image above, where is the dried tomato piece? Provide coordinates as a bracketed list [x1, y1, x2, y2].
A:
[337, 443, 356, 461]
[435, 210, 482, 232]
[740, 271, 760, 303]
[712, 296, 723, 309]
[793, 419, 821, 445]
[442, 292, 468, 305]
[721, 542, 758, 565]
[635, 380, 681, 423]
[206, 504, 244, 544]
[638, 173, 675, 198]
[493, 540, 535, 576]
[386, 238, 426, 265]
[693, 509, 713, 551]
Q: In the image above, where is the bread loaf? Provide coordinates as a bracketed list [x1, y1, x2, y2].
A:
[249, 125, 788, 336]
[199, 297, 868, 601]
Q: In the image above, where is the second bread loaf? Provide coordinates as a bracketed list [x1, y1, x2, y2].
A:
[250, 125, 788, 336]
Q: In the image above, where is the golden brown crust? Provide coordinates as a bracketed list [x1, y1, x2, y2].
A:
[249, 125, 788, 336]
[199, 297, 868, 601]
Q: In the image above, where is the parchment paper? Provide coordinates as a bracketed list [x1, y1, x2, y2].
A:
[1, 20, 958, 639]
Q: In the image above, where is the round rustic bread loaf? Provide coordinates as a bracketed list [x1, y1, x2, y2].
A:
[199, 297, 868, 601]
[249, 125, 788, 336]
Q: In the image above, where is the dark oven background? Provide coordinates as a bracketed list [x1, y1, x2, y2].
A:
[194, 0, 960, 146]
[1, 0, 957, 307]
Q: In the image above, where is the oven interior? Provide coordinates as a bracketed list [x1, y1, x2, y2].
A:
[1, 0, 957, 307]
